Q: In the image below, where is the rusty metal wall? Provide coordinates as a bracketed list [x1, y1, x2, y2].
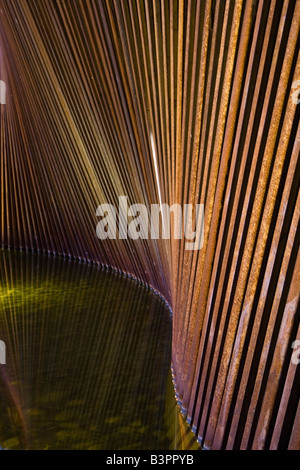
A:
[0, 0, 299, 450]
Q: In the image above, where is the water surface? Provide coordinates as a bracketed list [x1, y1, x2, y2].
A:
[0, 249, 198, 450]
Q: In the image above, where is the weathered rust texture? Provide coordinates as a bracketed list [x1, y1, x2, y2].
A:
[0, 0, 299, 449]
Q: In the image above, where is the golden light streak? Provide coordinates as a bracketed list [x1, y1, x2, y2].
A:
[0, 0, 299, 450]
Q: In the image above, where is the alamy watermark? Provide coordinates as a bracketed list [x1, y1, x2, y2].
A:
[291, 340, 300, 366]
[96, 196, 204, 251]
[0, 80, 6, 104]
[0, 340, 5, 365]
[291, 80, 300, 105]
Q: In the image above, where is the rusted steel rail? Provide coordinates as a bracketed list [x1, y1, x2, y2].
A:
[0, 0, 299, 450]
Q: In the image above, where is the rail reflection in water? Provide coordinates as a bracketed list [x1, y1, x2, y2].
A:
[0, 249, 199, 450]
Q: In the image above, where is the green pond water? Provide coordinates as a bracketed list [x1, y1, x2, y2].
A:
[0, 249, 199, 450]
